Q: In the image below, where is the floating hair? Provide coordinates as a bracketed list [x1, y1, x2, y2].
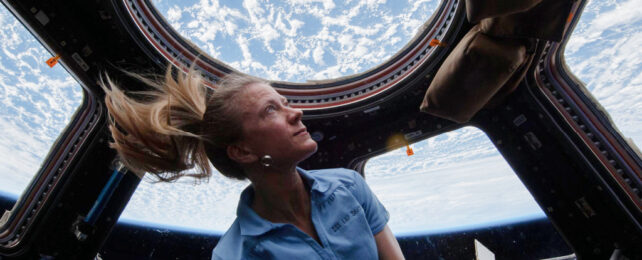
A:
[101, 65, 211, 182]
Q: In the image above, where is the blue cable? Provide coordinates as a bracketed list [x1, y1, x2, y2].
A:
[84, 163, 126, 225]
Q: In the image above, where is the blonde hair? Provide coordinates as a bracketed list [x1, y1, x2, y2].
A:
[101, 66, 266, 181]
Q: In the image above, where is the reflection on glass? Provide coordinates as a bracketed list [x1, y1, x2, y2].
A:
[564, 0, 642, 147]
[365, 127, 545, 235]
[150, 0, 439, 82]
[0, 7, 83, 198]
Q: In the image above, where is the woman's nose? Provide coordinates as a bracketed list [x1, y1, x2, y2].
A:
[287, 106, 303, 123]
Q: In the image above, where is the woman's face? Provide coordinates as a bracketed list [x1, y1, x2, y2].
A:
[235, 82, 318, 166]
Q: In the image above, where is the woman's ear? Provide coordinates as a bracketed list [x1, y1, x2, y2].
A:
[227, 143, 257, 164]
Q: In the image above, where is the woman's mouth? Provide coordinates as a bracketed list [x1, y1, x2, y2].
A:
[294, 128, 307, 136]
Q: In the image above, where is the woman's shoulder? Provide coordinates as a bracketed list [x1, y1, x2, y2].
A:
[212, 220, 247, 259]
[305, 167, 361, 186]
[303, 168, 372, 198]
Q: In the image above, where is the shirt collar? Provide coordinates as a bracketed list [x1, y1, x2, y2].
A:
[297, 167, 331, 195]
[236, 167, 331, 236]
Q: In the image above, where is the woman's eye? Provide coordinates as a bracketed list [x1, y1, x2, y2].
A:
[265, 105, 277, 113]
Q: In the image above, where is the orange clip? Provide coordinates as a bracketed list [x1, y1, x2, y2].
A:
[567, 12, 574, 24]
[429, 39, 446, 47]
[46, 55, 61, 68]
[406, 145, 414, 156]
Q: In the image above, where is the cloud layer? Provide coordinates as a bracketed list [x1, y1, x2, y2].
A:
[365, 127, 544, 234]
[152, 0, 439, 82]
[564, 0, 642, 147]
[0, 8, 83, 195]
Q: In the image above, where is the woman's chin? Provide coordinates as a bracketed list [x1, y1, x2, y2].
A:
[299, 141, 318, 161]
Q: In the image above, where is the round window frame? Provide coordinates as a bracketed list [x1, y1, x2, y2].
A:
[121, 0, 465, 117]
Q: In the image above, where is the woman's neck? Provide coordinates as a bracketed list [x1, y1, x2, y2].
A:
[250, 166, 311, 224]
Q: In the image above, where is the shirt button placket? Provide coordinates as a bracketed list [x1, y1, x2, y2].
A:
[313, 196, 340, 260]
[299, 196, 328, 260]
[303, 237, 327, 259]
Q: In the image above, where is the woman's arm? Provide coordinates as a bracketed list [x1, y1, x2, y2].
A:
[374, 225, 405, 260]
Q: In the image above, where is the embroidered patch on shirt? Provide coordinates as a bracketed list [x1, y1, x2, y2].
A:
[331, 205, 362, 232]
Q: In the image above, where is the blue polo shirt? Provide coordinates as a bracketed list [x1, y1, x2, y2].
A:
[211, 168, 390, 260]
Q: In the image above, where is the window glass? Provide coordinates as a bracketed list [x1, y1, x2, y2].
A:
[119, 171, 248, 234]
[149, 0, 439, 82]
[564, 0, 642, 147]
[0, 7, 84, 199]
[365, 127, 546, 235]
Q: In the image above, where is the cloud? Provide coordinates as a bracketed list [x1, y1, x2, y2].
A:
[564, 0, 642, 146]
[286, 0, 336, 12]
[366, 127, 543, 234]
[591, 0, 642, 33]
[120, 170, 249, 232]
[274, 11, 304, 37]
[165, 5, 182, 22]
[0, 7, 82, 195]
[312, 45, 325, 65]
[150, 0, 440, 82]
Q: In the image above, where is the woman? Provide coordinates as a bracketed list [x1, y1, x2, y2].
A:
[101, 66, 405, 259]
